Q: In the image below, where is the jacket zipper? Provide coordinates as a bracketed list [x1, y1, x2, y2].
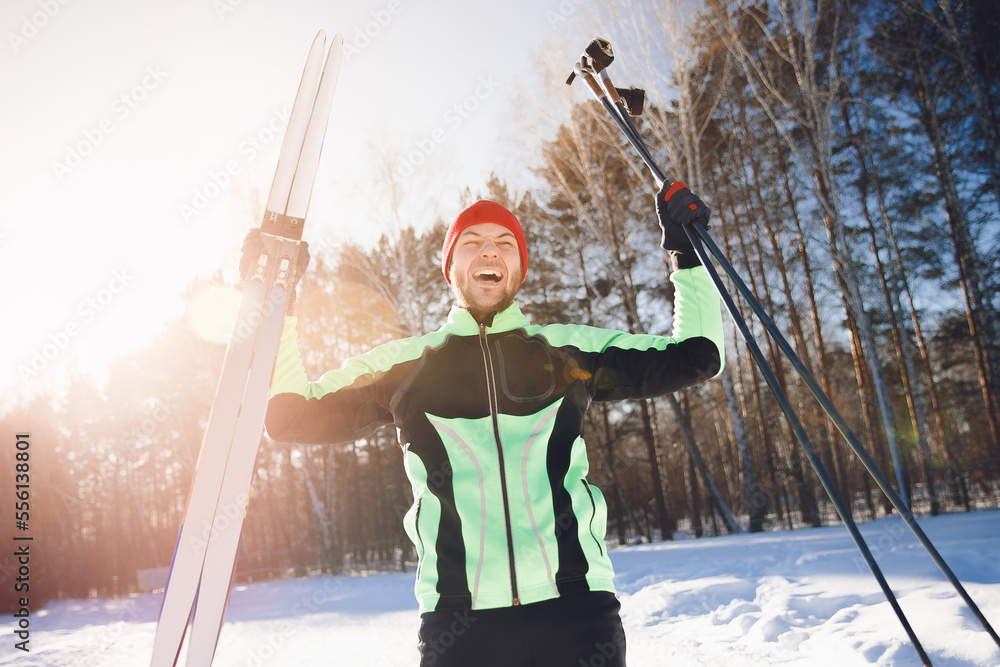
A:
[478, 322, 520, 606]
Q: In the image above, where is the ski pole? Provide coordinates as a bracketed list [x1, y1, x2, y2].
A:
[574, 34, 1000, 655]
[589, 36, 999, 651]
[567, 37, 937, 666]
[685, 223, 933, 666]
[689, 221, 1000, 649]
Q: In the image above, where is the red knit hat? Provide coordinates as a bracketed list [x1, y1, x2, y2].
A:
[441, 200, 528, 285]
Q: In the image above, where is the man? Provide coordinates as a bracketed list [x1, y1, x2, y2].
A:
[259, 182, 724, 666]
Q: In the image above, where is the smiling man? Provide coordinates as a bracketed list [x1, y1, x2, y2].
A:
[262, 190, 725, 666]
[442, 200, 527, 323]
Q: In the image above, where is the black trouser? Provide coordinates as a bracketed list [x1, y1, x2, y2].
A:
[417, 591, 626, 667]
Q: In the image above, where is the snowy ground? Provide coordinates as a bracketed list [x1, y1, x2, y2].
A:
[4, 511, 1000, 667]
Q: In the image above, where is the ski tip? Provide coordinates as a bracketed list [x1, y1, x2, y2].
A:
[313, 28, 326, 44]
[331, 32, 344, 47]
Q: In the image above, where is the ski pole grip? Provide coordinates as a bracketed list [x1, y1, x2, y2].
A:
[575, 63, 606, 100]
[585, 37, 614, 71]
[599, 71, 621, 103]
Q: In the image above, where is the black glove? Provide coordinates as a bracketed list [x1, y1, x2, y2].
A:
[655, 181, 710, 269]
[238, 228, 311, 311]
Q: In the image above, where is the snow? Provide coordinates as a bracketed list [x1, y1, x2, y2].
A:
[5, 511, 1000, 666]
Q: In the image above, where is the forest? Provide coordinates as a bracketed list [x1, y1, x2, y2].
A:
[1, 0, 998, 609]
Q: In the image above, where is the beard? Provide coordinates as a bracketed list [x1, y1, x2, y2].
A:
[466, 291, 517, 324]
[450, 272, 520, 324]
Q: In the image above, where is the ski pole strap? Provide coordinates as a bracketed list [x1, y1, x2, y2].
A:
[615, 87, 645, 116]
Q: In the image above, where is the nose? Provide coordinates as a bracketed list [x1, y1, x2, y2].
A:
[480, 237, 500, 257]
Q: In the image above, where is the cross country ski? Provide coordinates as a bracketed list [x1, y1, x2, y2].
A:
[149, 29, 344, 667]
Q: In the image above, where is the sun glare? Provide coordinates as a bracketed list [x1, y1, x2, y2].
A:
[186, 284, 244, 346]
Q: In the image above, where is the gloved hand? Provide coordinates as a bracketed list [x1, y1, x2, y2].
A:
[655, 180, 710, 251]
[238, 228, 311, 311]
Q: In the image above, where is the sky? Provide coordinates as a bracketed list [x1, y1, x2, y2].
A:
[0, 0, 603, 404]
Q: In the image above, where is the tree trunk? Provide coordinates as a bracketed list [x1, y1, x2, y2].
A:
[814, 163, 909, 510]
[902, 0, 1000, 218]
[764, 127, 845, 506]
[839, 94, 939, 513]
[730, 191, 822, 528]
[598, 404, 634, 545]
[912, 68, 1000, 456]
[669, 394, 739, 534]
[640, 399, 674, 540]
[283, 448, 307, 576]
[780, 149, 850, 508]
[722, 365, 765, 531]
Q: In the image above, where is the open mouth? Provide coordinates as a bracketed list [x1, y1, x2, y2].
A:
[474, 268, 503, 283]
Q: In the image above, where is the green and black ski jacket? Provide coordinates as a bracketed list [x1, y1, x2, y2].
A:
[264, 265, 724, 613]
